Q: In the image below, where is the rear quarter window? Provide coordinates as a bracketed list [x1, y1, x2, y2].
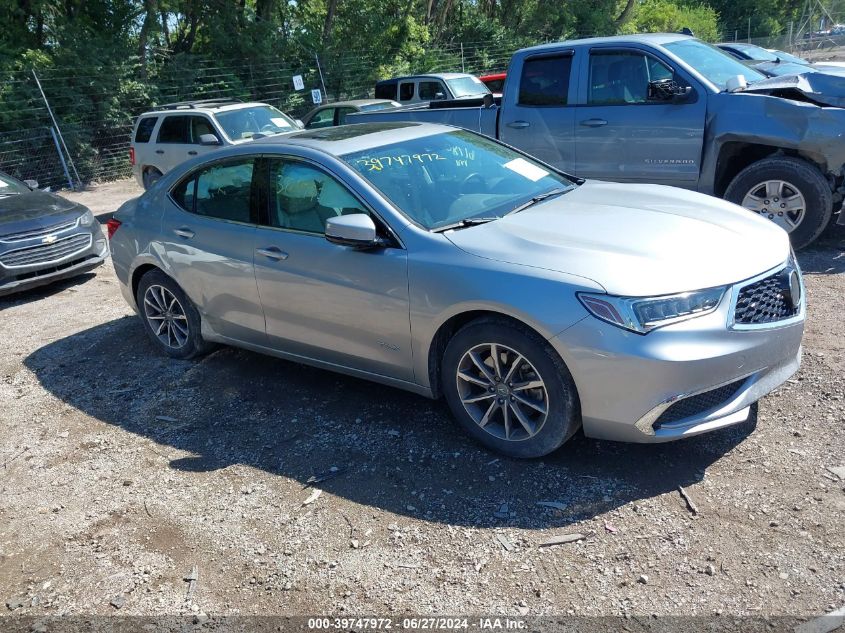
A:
[375, 82, 397, 100]
[134, 116, 158, 143]
[518, 55, 572, 106]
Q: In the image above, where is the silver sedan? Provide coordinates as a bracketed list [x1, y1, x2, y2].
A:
[109, 122, 804, 457]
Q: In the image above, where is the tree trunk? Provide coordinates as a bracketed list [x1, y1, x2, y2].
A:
[615, 0, 636, 26]
[138, 0, 158, 79]
[322, 0, 340, 48]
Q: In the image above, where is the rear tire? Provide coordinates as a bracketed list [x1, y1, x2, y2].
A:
[142, 167, 163, 190]
[441, 317, 580, 458]
[135, 269, 211, 360]
[724, 156, 832, 250]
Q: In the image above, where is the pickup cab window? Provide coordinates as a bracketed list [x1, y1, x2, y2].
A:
[518, 56, 572, 106]
[399, 82, 415, 101]
[419, 81, 446, 100]
[588, 51, 672, 105]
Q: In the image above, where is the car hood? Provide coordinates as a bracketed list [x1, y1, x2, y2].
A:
[0, 189, 86, 232]
[445, 181, 789, 296]
[744, 71, 845, 107]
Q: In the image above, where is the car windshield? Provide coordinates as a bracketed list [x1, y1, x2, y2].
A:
[0, 173, 27, 198]
[215, 105, 297, 141]
[446, 77, 491, 98]
[665, 39, 766, 87]
[735, 45, 779, 62]
[755, 61, 817, 77]
[360, 102, 399, 112]
[342, 129, 574, 230]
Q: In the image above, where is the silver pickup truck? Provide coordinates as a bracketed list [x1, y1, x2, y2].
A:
[350, 33, 845, 248]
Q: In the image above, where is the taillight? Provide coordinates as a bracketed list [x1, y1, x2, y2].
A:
[106, 218, 122, 239]
[129, 147, 135, 165]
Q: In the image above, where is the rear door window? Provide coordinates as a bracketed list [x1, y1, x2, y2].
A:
[375, 82, 396, 100]
[399, 82, 415, 101]
[518, 55, 572, 106]
[134, 116, 158, 143]
[157, 115, 190, 143]
[170, 159, 256, 222]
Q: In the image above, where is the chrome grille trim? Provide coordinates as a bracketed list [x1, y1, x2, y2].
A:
[727, 257, 804, 331]
[0, 233, 92, 268]
[0, 218, 79, 243]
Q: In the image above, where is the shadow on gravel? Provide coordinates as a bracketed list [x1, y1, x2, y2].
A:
[0, 272, 97, 309]
[25, 316, 756, 528]
[798, 224, 845, 275]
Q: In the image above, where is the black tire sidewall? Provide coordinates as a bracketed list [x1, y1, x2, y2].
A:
[135, 269, 206, 359]
[725, 157, 832, 250]
[441, 319, 580, 459]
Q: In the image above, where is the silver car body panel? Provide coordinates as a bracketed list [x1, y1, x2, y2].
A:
[111, 122, 804, 444]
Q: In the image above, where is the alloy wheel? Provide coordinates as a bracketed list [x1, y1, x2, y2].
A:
[741, 179, 806, 232]
[455, 343, 549, 442]
[143, 284, 189, 349]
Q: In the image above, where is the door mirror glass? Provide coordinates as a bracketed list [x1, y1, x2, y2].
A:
[325, 214, 379, 248]
[199, 133, 222, 146]
[23, 179, 39, 189]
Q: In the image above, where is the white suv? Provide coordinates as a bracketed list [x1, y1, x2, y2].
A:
[130, 99, 301, 189]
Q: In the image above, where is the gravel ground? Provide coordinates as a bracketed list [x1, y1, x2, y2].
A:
[0, 181, 843, 624]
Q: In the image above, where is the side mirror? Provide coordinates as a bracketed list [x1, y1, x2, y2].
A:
[434, 92, 446, 100]
[648, 78, 694, 103]
[325, 214, 381, 248]
[199, 133, 222, 146]
[23, 179, 39, 189]
[295, 119, 305, 129]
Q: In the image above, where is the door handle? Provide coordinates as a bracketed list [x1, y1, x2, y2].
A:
[187, 150, 198, 156]
[256, 246, 289, 261]
[580, 118, 608, 127]
[173, 227, 194, 239]
[506, 120, 530, 129]
[155, 149, 165, 154]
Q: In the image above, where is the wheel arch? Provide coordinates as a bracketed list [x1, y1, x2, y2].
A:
[714, 141, 830, 198]
[130, 262, 165, 308]
[426, 309, 556, 400]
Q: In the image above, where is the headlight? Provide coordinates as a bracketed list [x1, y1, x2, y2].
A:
[578, 286, 726, 334]
[78, 209, 94, 226]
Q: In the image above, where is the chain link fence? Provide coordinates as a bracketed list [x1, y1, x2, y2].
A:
[2, 29, 842, 191]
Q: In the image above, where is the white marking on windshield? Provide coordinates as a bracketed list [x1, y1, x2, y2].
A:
[503, 158, 549, 182]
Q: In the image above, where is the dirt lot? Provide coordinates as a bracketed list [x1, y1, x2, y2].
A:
[1, 180, 844, 625]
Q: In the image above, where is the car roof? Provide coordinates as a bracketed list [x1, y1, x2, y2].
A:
[519, 32, 693, 55]
[138, 101, 274, 117]
[377, 73, 477, 83]
[250, 121, 458, 155]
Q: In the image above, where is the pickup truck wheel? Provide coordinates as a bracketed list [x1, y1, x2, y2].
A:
[725, 156, 832, 249]
[441, 318, 580, 459]
[142, 167, 163, 190]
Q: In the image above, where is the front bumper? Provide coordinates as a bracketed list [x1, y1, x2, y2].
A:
[0, 225, 109, 297]
[550, 269, 804, 443]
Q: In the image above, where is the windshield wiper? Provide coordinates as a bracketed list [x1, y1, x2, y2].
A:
[505, 187, 569, 216]
[431, 217, 499, 233]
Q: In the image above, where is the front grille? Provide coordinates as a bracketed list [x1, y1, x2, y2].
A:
[0, 219, 78, 243]
[733, 268, 799, 325]
[654, 379, 746, 428]
[0, 233, 91, 268]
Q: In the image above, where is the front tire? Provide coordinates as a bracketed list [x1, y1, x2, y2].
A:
[724, 156, 832, 249]
[135, 269, 210, 359]
[441, 318, 580, 458]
